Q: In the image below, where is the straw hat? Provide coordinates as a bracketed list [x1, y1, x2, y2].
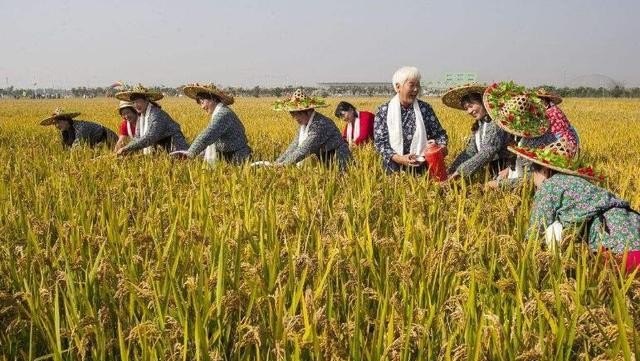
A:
[441, 84, 487, 110]
[273, 88, 328, 112]
[508, 142, 602, 181]
[115, 84, 164, 102]
[39, 107, 81, 126]
[483, 81, 549, 138]
[118, 101, 136, 114]
[182, 83, 234, 105]
[535, 88, 563, 105]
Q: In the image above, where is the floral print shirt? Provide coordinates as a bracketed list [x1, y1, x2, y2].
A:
[546, 105, 579, 154]
[529, 174, 640, 252]
[373, 99, 448, 172]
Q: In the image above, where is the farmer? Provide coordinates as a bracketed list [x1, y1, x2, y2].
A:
[114, 101, 139, 152]
[442, 84, 513, 180]
[373, 66, 448, 174]
[40, 107, 117, 149]
[487, 84, 580, 188]
[272, 89, 352, 171]
[511, 144, 640, 273]
[334, 101, 374, 146]
[176, 83, 252, 165]
[115, 84, 189, 156]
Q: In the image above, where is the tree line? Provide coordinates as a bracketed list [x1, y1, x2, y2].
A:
[2, 84, 640, 99]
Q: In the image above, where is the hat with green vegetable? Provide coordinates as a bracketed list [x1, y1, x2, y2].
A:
[483, 81, 549, 138]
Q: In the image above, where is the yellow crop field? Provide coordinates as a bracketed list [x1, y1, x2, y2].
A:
[1, 97, 640, 360]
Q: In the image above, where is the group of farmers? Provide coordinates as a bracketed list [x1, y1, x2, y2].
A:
[37, 66, 640, 273]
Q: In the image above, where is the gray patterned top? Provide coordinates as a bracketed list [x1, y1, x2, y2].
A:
[61, 120, 117, 149]
[121, 105, 189, 153]
[186, 105, 252, 162]
[276, 111, 352, 170]
[447, 117, 513, 176]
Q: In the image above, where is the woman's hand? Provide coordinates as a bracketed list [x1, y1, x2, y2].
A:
[116, 147, 129, 156]
[392, 154, 420, 167]
[169, 152, 189, 160]
[496, 167, 510, 180]
[445, 172, 460, 182]
[484, 180, 500, 189]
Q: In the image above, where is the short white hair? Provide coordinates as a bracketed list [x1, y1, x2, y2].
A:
[392, 66, 421, 87]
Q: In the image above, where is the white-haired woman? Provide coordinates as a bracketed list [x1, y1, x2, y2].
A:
[373, 66, 448, 174]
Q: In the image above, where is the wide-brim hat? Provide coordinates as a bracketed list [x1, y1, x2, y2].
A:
[40, 107, 81, 126]
[507, 145, 602, 181]
[115, 84, 164, 102]
[535, 88, 563, 105]
[483, 81, 549, 138]
[273, 88, 328, 112]
[441, 84, 487, 110]
[118, 101, 136, 114]
[182, 83, 234, 105]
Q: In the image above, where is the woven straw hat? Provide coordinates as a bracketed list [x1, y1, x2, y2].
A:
[535, 88, 563, 105]
[115, 84, 163, 102]
[118, 101, 136, 114]
[508, 142, 601, 181]
[483, 81, 549, 138]
[273, 88, 328, 112]
[39, 107, 81, 126]
[441, 84, 487, 110]
[182, 83, 234, 105]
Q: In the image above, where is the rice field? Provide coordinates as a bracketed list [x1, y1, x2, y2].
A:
[1, 97, 640, 360]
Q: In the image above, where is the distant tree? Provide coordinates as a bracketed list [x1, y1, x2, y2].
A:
[611, 85, 624, 98]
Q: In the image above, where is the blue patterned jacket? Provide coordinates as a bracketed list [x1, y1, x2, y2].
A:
[373, 99, 448, 172]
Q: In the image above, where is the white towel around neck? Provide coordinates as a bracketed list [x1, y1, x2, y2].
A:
[345, 115, 360, 145]
[386, 95, 427, 156]
[508, 138, 524, 179]
[136, 104, 153, 155]
[203, 103, 223, 165]
[126, 121, 135, 137]
[474, 120, 489, 152]
[296, 111, 316, 167]
[298, 111, 316, 146]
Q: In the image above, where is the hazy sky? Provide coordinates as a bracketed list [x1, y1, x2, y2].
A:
[1, 0, 639, 88]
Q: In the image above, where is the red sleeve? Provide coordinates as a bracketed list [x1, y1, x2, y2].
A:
[355, 111, 375, 145]
[118, 119, 128, 136]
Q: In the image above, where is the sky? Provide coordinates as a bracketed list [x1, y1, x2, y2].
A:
[1, 0, 639, 89]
